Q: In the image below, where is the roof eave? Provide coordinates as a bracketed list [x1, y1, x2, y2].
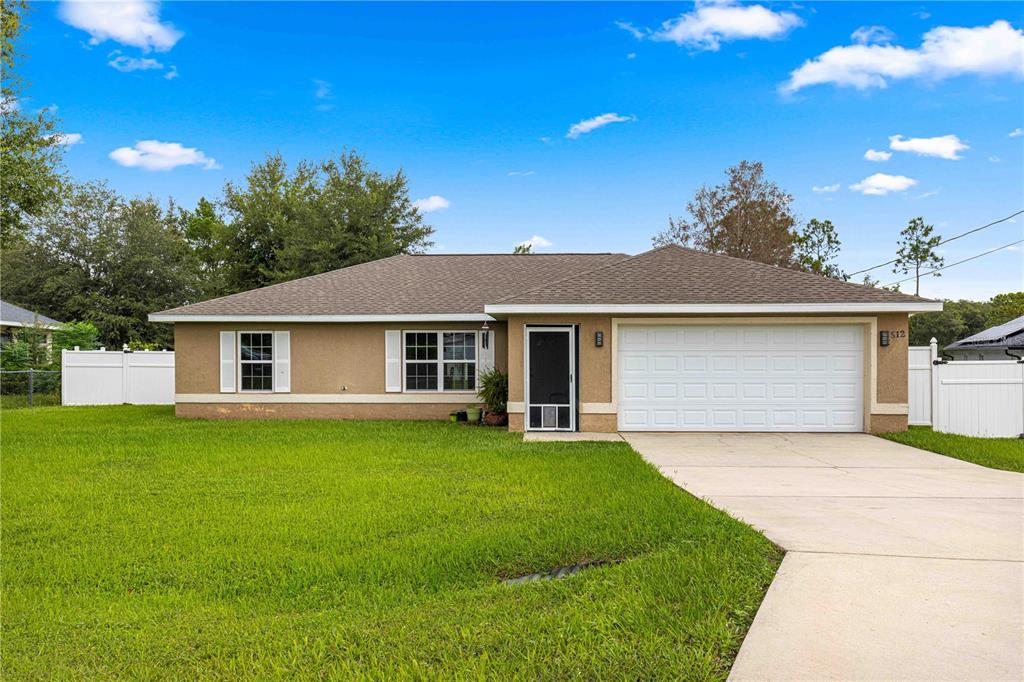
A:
[484, 302, 944, 315]
[148, 313, 497, 323]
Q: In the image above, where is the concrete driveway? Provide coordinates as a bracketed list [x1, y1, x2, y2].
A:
[623, 432, 1024, 681]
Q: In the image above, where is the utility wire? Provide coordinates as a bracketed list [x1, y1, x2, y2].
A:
[882, 239, 1024, 287]
[848, 209, 1024, 277]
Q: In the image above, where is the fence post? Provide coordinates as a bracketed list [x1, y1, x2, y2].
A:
[929, 337, 939, 430]
[28, 368, 34, 407]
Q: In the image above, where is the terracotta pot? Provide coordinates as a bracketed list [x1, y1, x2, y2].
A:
[483, 411, 508, 426]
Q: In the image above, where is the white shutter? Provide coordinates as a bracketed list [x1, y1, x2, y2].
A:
[273, 331, 291, 393]
[385, 330, 402, 392]
[478, 329, 495, 374]
[219, 331, 235, 393]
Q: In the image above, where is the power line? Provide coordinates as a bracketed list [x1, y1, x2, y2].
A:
[882, 239, 1024, 287]
[848, 209, 1024, 277]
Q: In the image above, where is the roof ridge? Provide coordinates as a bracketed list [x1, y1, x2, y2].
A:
[493, 251, 637, 303]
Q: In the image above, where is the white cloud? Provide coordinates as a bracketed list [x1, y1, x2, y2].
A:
[916, 188, 941, 199]
[864, 149, 892, 161]
[108, 51, 163, 72]
[163, 65, 178, 80]
[851, 25, 895, 45]
[313, 79, 332, 100]
[637, 1, 803, 52]
[782, 20, 1024, 92]
[507, 170, 536, 177]
[313, 79, 334, 111]
[889, 134, 968, 159]
[989, 156, 1002, 163]
[59, 0, 182, 52]
[516, 235, 553, 250]
[626, 52, 637, 60]
[615, 21, 646, 40]
[50, 133, 83, 146]
[811, 183, 840, 193]
[1011, 128, 1023, 137]
[413, 195, 450, 213]
[849, 173, 918, 195]
[109, 140, 220, 171]
[0, 97, 19, 114]
[566, 112, 634, 139]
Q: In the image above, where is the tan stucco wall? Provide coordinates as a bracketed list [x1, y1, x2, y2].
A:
[875, 313, 909, 404]
[174, 321, 507, 396]
[178, 319, 509, 399]
[506, 314, 613, 405]
[506, 313, 911, 434]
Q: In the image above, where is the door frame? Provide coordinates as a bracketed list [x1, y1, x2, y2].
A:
[524, 325, 576, 431]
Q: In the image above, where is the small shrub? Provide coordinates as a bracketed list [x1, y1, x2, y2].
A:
[477, 368, 508, 414]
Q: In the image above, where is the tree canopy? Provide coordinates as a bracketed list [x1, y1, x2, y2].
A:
[654, 160, 798, 268]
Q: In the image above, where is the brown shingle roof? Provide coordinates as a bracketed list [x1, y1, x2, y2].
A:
[153, 253, 628, 317]
[495, 244, 930, 305]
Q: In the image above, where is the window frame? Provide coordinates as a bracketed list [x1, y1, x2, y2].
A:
[237, 330, 274, 393]
[401, 330, 478, 394]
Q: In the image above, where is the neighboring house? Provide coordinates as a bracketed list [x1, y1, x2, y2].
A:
[150, 245, 941, 434]
[945, 314, 1024, 361]
[0, 299, 61, 348]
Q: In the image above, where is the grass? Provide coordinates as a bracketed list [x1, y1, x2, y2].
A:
[0, 393, 61, 409]
[1, 406, 780, 680]
[881, 426, 1024, 472]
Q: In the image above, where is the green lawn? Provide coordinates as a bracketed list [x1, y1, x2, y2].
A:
[881, 426, 1024, 472]
[1, 406, 780, 680]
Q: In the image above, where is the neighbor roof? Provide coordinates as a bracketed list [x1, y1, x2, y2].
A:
[152, 246, 938, 321]
[0, 299, 61, 327]
[946, 314, 1024, 351]
[492, 244, 930, 307]
[152, 253, 628, 318]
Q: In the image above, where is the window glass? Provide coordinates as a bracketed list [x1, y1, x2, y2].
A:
[443, 362, 475, 391]
[443, 332, 475, 361]
[240, 332, 273, 391]
[403, 331, 476, 392]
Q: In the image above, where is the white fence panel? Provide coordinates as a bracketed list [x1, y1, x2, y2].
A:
[908, 345, 933, 426]
[932, 360, 1024, 438]
[125, 352, 176, 405]
[62, 349, 174, 406]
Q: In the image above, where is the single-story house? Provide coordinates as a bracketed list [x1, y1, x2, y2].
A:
[945, 314, 1024, 361]
[0, 299, 61, 347]
[150, 245, 941, 433]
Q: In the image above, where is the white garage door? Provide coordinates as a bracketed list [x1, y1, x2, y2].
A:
[617, 324, 864, 432]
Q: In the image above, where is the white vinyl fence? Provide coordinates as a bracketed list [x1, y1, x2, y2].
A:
[908, 339, 1024, 438]
[61, 349, 175, 406]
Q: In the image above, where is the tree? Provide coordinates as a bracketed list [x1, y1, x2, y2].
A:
[986, 292, 1024, 327]
[52, 321, 100, 353]
[513, 243, 532, 254]
[654, 160, 798, 267]
[908, 299, 992, 348]
[893, 217, 943, 296]
[1, 0, 64, 247]
[182, 197, 230, 299]
[794, 218, 844, 279]
[0, 182, 202, 347]
[218, 151, 434, 292]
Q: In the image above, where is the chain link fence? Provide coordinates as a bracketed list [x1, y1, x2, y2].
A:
[0, 369, 62, 408]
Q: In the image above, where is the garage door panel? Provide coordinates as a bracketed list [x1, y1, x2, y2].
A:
[618, 324, 864, 432]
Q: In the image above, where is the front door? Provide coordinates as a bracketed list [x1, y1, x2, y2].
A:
[526, 326, 575, 431]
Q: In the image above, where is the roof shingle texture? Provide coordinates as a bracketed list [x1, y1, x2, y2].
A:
[155, 253, 628, 316]
[1, 299, 60, 326]
[497, 244, 929, 305]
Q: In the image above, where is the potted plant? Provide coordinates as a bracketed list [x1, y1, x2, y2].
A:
[477, 368, 509, 426]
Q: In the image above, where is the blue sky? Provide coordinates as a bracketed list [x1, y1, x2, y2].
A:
[22, 1, 1024, 299]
